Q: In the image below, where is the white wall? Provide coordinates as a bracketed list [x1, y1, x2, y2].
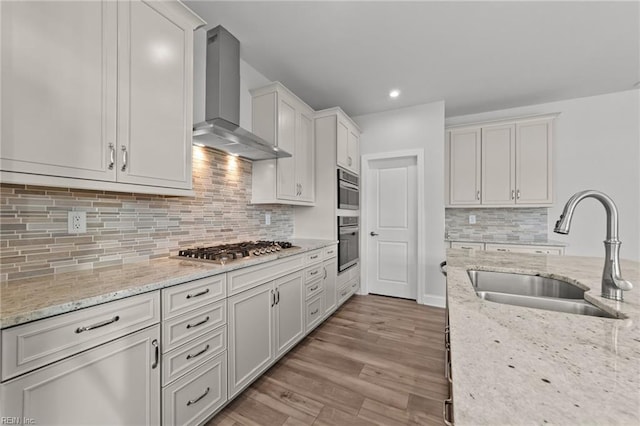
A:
[354, 101, 447, 307]
[193, 29, 271, 127]
[446, 90, 640, 262]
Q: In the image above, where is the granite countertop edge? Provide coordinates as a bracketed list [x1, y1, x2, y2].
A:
[445, 237, 568, 247]
[446, 248, 640, 425]
[0, 239, 337, 329]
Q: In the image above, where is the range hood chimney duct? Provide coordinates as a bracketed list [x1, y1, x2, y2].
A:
[193, 25, 290, 160]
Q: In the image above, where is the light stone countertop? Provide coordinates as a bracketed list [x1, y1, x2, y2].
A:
[0, 239, 336, 329]
[446, 248, 640, 425]
[446, 237, 568, 247]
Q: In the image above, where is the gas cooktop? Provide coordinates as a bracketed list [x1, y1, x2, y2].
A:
[175, 241, 295, 265]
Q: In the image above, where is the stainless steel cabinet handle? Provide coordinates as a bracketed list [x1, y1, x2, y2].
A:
[151, 339, 159, 369]
[341, 290, 348, 297]
[511, 189, 515, 200]
[310, 308, 319, 315]
[348, 156, 352, 166]
[310, 254, 319, 260]
[476, 190, 480, 200]
[186, 288, 210, 299]
[370, 232, 379, 236]
[186, 316, 210, 329]
[75, 315, 120, 334]
[276, 288, 280, 305]
[186, 344, 210, 360]
[310, 271, 319, 277]
[460, 246, 473, 250]
[271, 289, 275, 307]
[299, 184, 303, 196]
[516, 189, 521, 199]
[496, 248, 508, 252]
[323, 266, 327, 280]
[186, 387, 210, 406]
[443, 398, 454, 425]
[535, 250, 545, 254]
[108, 143, 115, 170]
[121, 145, 128, 172]
[310, 284, 319, 292]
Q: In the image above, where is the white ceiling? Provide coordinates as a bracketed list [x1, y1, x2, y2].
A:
[185, 1, 640, 118]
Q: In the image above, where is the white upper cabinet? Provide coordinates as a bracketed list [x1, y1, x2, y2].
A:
[446, 114, 556, 207]
[0, 0, 204, 196]
[448, 128, 481, 205]
[336, 115, 360, 175]
[251, 82, 315, 205]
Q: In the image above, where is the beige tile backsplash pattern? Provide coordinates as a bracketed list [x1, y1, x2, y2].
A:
[0, 146, 293, 282]
[445, 207, 548, 241]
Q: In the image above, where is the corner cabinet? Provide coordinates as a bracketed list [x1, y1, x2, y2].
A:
[0, 0, 205, 196]
[445, 114, 556, 207]
[250, 82, 316, 205]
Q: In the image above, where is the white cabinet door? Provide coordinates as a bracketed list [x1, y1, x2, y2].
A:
[116, 0, 194, 190]
[227, 282, 275, 398]
[274, 271, 304, 357]
[0, 0, 118, 182]
[516, 119, 553, 204]
[482, 124, 515, 205]
[449, 129, 481, 205]
[297, 109, 315, 202]
[1, 326, 160, 425]
[276, 92, 300, 201]
[323, 257, 338, 316]
[348, 128, 360, 174]
[336, 119, 350, 170]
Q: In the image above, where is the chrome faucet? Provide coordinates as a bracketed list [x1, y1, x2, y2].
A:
[554, 190, 633, 301]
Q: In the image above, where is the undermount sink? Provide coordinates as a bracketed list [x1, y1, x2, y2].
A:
[468, 270, 617, 319]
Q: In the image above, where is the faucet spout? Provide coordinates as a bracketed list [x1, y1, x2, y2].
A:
[553, 190, 633, 301]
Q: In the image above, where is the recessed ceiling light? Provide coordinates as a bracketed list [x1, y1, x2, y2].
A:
[389, 89, 400, 98]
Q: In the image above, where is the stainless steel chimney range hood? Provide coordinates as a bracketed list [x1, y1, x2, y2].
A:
[192, 26, 291, 161]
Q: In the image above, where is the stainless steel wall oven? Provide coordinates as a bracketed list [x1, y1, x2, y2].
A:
[338, 216, 359, 272]
[337, 169, 359, 210]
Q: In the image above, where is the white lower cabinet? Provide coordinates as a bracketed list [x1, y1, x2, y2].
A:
[275, 271, 305, 357]
[323, 257, 337, 317]
[305, 293, 324, 332]
[1, 325, 160, 425]
[162, 351, 227, 426]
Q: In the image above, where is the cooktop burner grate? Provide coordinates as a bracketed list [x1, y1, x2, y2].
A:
[176, 241, 294, 264]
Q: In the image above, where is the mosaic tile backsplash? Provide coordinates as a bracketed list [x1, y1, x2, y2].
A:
[445, 207, 548, 241]
[0, 146, 293, 282]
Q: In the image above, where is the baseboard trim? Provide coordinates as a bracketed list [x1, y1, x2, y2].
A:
[421, 294, 445, 308]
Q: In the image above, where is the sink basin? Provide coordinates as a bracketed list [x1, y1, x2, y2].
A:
[468, 270, 617, 319]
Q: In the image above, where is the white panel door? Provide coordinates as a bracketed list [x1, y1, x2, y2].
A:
[516, 119, 553, 204]
[117, 0, 193, 189]
[227, 282, 275, 398]
[275, 271, 305, 357]
[0, 0, 117, 181]
[323, 257, 338, 316]
[1, 326, 160, 425]
[482, 124, 516, 205]
[276, 95, 298, 200]
[367, 157, 418, 300]
[449, 129, 481, 205]
[297, 109, 315, 202]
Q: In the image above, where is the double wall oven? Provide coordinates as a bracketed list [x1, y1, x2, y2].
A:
[337, 169, 359, 210]
[338, 216, 359, 272]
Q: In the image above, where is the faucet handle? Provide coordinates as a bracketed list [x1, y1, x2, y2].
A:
[614, 278, 633, 291]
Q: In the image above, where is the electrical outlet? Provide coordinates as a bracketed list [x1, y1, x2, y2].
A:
[68, 211, 87, 233]
[265, 213, 271, 225]
[469, 214, 476, 225]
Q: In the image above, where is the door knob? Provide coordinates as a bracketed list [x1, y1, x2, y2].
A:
[370, 232, 379, 236]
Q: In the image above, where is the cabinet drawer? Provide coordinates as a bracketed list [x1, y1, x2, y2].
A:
[305, 279, 323, 300]
[162, 325, 227, 386]
[162, 300, 226, 353]
[2, 291, 159, 381]
[323, 245, 337, 259]
[227, 254, 304, 296]
[450, 242, 484, 250]
[305, 249, 323, 265]
[162, 274, 226, 320]
[485, 243, 564, 255]
[163, 351, 227, 426]
[305, 264, 323, 283]
[338, 282, 353, 306]
[349, 278, 360, 294]
[305, 294, 324, 332]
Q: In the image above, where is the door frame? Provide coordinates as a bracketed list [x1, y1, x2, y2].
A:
[360, 149, 426, 304]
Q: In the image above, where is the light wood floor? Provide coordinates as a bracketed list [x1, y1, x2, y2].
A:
[207, 294, 448, 426]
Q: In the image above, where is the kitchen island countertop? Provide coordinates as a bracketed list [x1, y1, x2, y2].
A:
[446, 248, 640, 425]
[0, 239, 336, 329]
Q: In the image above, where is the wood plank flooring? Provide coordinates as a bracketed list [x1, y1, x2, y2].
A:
[206, 294, 447, 426]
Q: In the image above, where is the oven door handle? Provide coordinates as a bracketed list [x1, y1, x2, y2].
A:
[339, 181, 359, 191]
[339, 227, 359, 235]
